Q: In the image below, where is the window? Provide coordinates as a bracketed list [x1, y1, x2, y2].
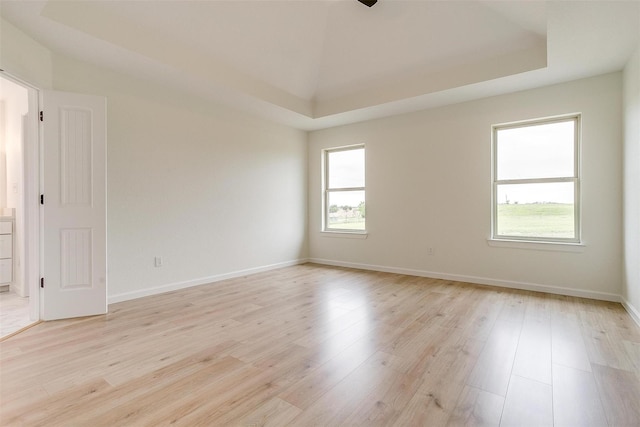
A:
[324, 145, 365, 232]
[492, 115, 580, 243]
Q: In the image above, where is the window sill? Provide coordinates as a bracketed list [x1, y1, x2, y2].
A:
[487, 238, 585, 252]
[321, 231, 368, 239]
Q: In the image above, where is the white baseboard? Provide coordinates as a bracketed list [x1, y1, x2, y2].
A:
[108, 258, 309, 304]
[622, 298, 640, 328]
[309, 258, 622, 303]
[107, 256, 639, 328]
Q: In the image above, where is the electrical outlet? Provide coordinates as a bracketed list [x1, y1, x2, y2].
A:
[154, 256, 163, 267]
[427, 247, 435, 256]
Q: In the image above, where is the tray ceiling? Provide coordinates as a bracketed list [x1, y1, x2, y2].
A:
[1, 1, 638, 129]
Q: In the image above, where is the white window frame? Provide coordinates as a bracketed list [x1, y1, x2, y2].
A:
[491, 114, 581, 244]
[323, 144, 366, 233]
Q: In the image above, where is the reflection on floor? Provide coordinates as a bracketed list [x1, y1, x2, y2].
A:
[0, 291, 32, 338]
[1, 264, 639, 425]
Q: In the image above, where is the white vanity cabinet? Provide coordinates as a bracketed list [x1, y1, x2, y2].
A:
[0, 220, 13, 286]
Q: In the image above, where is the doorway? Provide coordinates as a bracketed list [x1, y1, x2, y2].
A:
[1, 72, 107, 331]
[0, 72, 40, 338]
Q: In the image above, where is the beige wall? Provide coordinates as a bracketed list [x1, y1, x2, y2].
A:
[309, 73, 623, 301]
[0, 18, 53, 88]
[52, 56, 308, 302]
[623, 42, 640, 321]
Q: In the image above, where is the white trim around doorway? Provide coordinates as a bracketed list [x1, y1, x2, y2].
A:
[0, 69, 41, 322]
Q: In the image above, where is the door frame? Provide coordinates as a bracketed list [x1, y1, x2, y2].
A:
[0, 69, 41, 321]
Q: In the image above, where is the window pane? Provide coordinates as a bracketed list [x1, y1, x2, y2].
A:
[327, 190, 365, 230]
[328, 148, 365, 188]
[496, 182, 575, 239]
[496, 120, 574, 180]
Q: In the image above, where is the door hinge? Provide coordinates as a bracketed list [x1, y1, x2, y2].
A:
[40, 278, 44, 288]
[40, 194, 44, 205]
[39, 111, 43, 122]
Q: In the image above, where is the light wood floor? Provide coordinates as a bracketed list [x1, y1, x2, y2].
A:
[0, 291, 32, 339]
[1, 263, 639, 426]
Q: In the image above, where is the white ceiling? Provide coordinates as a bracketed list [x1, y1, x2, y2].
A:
[1, 1, 639, 130]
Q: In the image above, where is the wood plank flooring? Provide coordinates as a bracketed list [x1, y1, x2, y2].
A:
[0, 291, 32, 339]
[1, 263, 639, 426]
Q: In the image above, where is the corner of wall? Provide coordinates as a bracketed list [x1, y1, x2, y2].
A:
[303, 129, 311, 260]
[622, 298, 640, 328]
[622, 38, 640, 326]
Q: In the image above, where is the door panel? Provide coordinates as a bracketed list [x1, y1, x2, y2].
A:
[41, 90, 106, 320]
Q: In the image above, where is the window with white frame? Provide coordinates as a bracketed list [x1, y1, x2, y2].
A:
[492, 115, 580, 243]
[324, 145, 365, 232]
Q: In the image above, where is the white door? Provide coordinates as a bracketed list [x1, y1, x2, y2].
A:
[41, 90, 107, 320]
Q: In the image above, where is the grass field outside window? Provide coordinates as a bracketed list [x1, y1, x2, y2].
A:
[496, 203, 574, 239]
